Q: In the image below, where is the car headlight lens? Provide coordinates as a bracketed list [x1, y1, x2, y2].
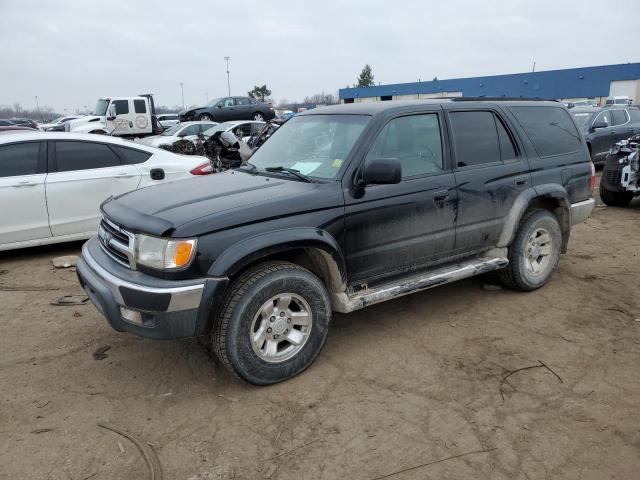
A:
[135, 234, 197, 270]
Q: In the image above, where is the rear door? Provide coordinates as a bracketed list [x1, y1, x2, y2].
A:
[589, 110, 615, 159]
[234, 97, 252, 119]
[344, 109, 458, 283]
[130, 98, 151, 135]
[445, 107, 530, 254]
[0, 141, 50, 245]
[46, 140, 141, 236]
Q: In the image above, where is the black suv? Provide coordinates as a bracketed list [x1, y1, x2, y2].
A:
[77, 99, 595, 385]
[179, 96, 276, 123]
[570, 105, 640, 164]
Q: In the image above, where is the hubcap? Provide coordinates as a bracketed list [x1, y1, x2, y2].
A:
[254, 114, 264, 121]
[250, 294, 312, 363]
[525, 227, 553, 275]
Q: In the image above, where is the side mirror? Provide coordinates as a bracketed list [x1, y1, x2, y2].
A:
[107, 105, 117, 121]
[592, 121, 608, 130]
[216, 105, 222, 109]
[361, 157, 401, 186]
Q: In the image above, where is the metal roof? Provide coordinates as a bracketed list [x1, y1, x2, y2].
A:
[339, 63, 640, 100]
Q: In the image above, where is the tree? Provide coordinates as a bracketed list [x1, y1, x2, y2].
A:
[247, 85, 272, 102]
[356, 64, 375, 87]
[303, 91, 338, 105]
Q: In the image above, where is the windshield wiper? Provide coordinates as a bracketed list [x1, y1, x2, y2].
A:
[239, 162, 258, 173]
[265, 166, 316, 183]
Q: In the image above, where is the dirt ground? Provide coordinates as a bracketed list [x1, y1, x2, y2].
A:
[1, 176, 639, 480]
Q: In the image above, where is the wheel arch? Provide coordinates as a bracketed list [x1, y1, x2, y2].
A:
[208, 228, 347, 295]
[497, 186, 571, 253]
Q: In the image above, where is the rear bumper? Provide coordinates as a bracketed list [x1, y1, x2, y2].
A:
[77, 238, 228, 340]
[570, 198, 595, 225]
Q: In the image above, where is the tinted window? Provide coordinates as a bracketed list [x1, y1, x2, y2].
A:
[367, 114, 443, 178]
[115, 146, 151, 165]
[594, 110, 611, 127]
[449, 111, 501, 167]
[629, 108, 640, 121]
[232, 123, 253, 137]
[113, 100, 129, 115]
[0, 142, 41, 177]
[509, 106, 582, 157]
[179, 125, 200, 136]
[611, 109, 628, 126]
[496, 116, 517, 161]
[235, 97, 250, 106]
[134, 99, 146, 114]
[55, 141, 121, 172]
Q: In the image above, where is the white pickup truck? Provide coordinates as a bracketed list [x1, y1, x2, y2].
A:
[67, 94, 163, 138]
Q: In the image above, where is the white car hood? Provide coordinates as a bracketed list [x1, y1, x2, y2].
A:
[68, 116, 107, 133]
[136, 135, 179, 147]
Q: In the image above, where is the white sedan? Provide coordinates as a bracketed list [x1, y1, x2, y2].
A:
[0, 132, 211, 251]
[135, 121, 218, 148]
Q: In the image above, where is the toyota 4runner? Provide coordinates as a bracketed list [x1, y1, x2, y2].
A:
[77, 99, 595, 385]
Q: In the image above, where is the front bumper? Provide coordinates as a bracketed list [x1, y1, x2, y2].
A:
[77, 238, 228, 340]
[570, 198, 595, 225]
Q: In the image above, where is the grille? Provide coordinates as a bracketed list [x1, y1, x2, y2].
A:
[605, 165, 623, 186]
[98, 218, 135, 269]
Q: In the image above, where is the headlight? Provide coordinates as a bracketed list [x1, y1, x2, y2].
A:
[135, 234, 197, 270]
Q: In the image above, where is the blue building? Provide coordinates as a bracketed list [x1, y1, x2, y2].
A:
[339, 63, 640, 105]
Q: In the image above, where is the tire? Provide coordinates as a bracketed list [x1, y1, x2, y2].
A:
[212, 261, 331, 385]
[252, 112, 265, 121]
[599, 182, 633, 207]
[199, 114, 213, 121]
[499, 209, 562, 291]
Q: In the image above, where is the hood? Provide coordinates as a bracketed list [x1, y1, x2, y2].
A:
[68, 116, 105, 132]
[101, 170, 341, 237]
[135, 135, 175, 147]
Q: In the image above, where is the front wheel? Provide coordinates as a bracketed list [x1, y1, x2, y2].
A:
[199, 114, 213, 121]
[599, 182, 633, 207]
[251, 112, 265, 121]
[499, 209, 562, 291]
[212, 261, 331, 385]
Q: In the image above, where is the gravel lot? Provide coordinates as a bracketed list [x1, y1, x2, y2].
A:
[1, 176, 639, 480]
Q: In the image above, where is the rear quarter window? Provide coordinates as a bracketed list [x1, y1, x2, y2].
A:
[508, 106, 582, 157]
[115, 146, 152, 164]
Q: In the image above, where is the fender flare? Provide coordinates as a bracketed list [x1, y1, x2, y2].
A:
[497, 185, 571, 251]
[207, 227, 347, 291]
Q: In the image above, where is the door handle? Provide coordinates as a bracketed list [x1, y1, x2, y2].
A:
[516, 179, 528, 187]
[13, 180, 38, 187]
[114, 173, 135, 178]
[432, 190, 449, 203]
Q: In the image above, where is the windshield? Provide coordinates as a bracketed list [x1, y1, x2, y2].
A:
[204, 97, 223, 108]
[203, 121, 237, 136]
[94, 99, 109, 116]
[571, 112, 595, 128]
[247, 114, 370, 179]
[162, 124, 182, 136]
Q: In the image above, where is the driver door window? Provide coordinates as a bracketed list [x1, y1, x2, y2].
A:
[594, 111, 611, 127]
[179, 125, 200, 137]
[365, 114, 444, 178]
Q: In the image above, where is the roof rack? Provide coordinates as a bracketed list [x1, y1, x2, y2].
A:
[450, 96, 557, 102]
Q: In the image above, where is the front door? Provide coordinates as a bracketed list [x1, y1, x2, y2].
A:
[344, 111, 457, 283]
[590, 110, 616, 160]
[0, 141, 50, 246]
[46, 140, 141, 236]
[106, 99, 136, 136]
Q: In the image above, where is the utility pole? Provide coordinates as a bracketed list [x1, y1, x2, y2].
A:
[532, 61, 536, 72]
[34, 95, 40, 119]
[179, 82, 185, 108]
[224, 56, 231, 96]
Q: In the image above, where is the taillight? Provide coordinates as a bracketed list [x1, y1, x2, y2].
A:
[190, 162, 213, 175]
[589, 161, 596, 192]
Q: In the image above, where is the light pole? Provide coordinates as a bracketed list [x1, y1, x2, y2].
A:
[35, 95, 40, 119]
[179, 82, 185, 108]
[224, 56, 231, 96]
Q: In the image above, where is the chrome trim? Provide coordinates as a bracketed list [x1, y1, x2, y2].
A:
[82, 242, 208, 312]
[98, 217, 137, 269]
[570, 198, 595, 225]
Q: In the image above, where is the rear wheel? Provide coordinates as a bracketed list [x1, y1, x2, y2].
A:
[499, 209, 562, 291]
[252, 112, 265, 121]
[599, 182, 633, 207]
[212, 261, 331, 385]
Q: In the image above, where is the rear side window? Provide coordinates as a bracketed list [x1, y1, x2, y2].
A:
[449, 111, 502, 167]
[509, 106, 581, 157]
[115, 146, 151, 165]
[0, 142, 41, 177]
[134, 99, 147, 114]
[611, 109, 628, 126]
[113, 100, 129, 115]
[55, 141, 121, 172]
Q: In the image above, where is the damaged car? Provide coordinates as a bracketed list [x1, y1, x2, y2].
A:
[77, 99, 595, 385]
[600, 134, 640, 206]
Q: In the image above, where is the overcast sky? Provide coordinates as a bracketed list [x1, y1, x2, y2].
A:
[1, 0, 639, 112]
